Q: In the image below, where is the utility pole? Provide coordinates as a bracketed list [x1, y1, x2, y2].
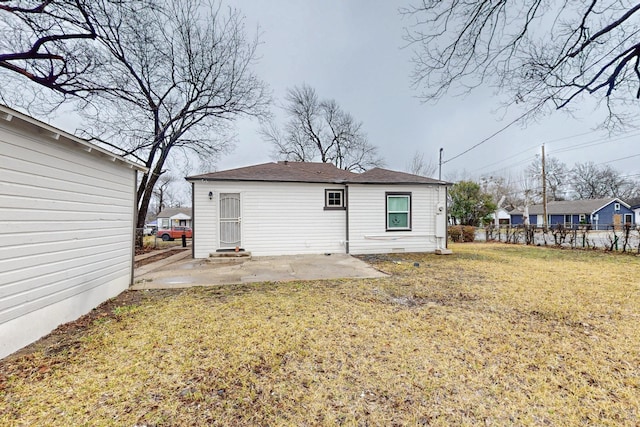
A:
[541, 144, 548, 229]
[438, 148, 443, 181]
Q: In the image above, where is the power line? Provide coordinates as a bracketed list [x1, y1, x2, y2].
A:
[599, 152, 640, 165]
[442, 104, 542, 165]
[471, 129, 640, 178]
[467, 116, 640, 176]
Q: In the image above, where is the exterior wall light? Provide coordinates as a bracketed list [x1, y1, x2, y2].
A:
[208, 191, 213, 200]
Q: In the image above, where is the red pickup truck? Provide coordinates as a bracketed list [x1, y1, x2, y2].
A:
[157, 226, 193, 241]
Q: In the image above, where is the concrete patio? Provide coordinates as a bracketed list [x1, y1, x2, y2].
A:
[132, 251, 387, 289]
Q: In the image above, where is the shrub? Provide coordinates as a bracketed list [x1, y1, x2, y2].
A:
[463, 226, 476, 242]
[448, 225, 477, 242]
[448, 225, 463, 242]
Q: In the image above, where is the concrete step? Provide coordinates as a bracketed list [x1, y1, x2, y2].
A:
[207, 251, 252, 265]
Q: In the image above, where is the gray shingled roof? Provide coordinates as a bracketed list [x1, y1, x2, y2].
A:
[156, 207, 192, 219]
[527, 198, 627, 215]
[187, 162, 447, 185]
[352, 167, 443, 184]
[627, 197, 640, 208]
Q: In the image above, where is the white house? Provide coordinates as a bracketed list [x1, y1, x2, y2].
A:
[156, 207, 192, 229]
[187, 161, 450, 257]
[0, 105, 145, 359]
[628, 198, 640, 225]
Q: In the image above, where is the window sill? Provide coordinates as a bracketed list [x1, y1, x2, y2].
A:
[324, 206, 346, 211]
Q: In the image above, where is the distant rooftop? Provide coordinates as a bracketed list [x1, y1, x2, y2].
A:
[527, 198, 628, 215]
[156, 207, 192, 219]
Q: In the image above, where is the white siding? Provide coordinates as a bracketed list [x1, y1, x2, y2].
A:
[193, 181, 346, 257]
[347, 184, 447, 254]
[0, 120, 136, 358]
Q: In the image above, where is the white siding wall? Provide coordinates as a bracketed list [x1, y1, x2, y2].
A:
[193, 181, 346, 257]
[0, 122, 136, 358]
[347, 184, 447, 254]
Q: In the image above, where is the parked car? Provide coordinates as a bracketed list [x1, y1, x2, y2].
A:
[156, 226, 192, 241]
[143, 225, 157, 236]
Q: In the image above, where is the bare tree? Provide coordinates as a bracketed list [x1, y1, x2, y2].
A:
[262, 84, 384, 172]
[90, 0, 268, 229]
[526, 155, 568, 201]
[571, 162, 639, 200]
[0, 1, 99, 96]
[480, 174, 522, 211]
[402, 2, 640, 128]
[151, 174, 174, 215]
[406, 150, 436, 177]
[2, 0, 270, 230]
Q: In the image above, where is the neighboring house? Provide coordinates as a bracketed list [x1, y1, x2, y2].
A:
[509, 198, 634, 230]
[488, 207, 512, 226]
[186, 161, 450, 257]
[0, 104, 145, 359]
[627, 198, 640, 226]
[156, 207, 192, 229]
[509, 209, 526, 226]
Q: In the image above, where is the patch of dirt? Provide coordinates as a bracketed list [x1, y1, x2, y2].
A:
[135, 246, 157, 256]
[134, 248, 188, 268]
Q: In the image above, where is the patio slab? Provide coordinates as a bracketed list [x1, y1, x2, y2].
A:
[132, 253, 388, 289]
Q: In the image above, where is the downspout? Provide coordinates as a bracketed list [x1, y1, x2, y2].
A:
[345, 183, 350, 254]
[444, 184, 449, 249]
[130, 170, 139, 287]
[191, 181, 195, 259]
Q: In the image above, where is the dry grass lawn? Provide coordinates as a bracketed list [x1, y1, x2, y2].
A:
[1, 243, 639, 426]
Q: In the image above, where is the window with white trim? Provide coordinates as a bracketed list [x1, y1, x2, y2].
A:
[386, 192, 411, 231]
[324, 189, 345, 210]
[614, 203, 621, 211]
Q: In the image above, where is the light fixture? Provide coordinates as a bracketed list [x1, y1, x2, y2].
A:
[208, 191, 213, 200]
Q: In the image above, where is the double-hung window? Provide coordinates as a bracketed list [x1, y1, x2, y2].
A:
[386, 192, 411, 231]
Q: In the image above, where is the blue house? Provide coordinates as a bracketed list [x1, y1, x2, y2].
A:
[509, 198, 635, 230]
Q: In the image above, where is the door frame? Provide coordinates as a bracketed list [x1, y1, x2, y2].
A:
[218, 192, 242, 250]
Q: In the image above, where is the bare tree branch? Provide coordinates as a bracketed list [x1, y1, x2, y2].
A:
[263, 84, 384, 172]
[402, 1, 640, 129]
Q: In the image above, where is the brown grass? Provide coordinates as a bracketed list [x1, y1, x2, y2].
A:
[1, 243, 639, 426]
[142, 235, 190, 250]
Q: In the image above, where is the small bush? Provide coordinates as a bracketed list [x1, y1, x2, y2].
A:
[462, 226, 476, 242]
[448, 225, 463, 242]
[448, 225, 477, 242]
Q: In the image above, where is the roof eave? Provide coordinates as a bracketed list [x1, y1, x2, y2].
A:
[0, 104, 147, 172]
[187, 177, 450, 185]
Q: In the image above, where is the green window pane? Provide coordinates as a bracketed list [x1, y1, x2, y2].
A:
[388, 196, 408, 211]
[388, 213, 408, 228]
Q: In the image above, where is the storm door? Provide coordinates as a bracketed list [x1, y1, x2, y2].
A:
[219, 193, 241, 249]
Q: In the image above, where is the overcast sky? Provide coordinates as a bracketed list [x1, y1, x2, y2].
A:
[46, 1, 640, 185]
[216, 0, 640, 182]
